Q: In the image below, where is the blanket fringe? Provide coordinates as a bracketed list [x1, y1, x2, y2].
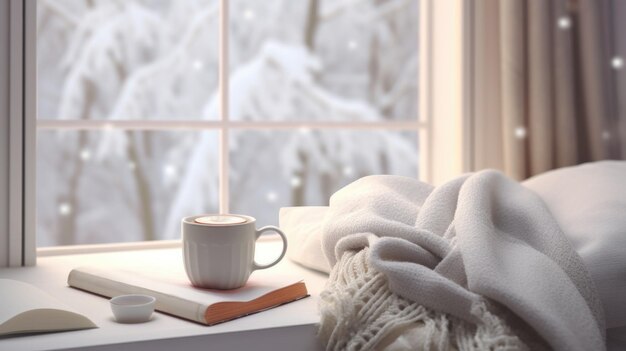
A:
[318, 249, 532, 351]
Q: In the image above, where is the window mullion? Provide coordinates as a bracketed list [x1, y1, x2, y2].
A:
[36, 120, 427, 130]
[218, 0, 230, 214]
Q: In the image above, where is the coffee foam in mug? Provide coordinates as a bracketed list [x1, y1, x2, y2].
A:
[194, 215, 247, 225]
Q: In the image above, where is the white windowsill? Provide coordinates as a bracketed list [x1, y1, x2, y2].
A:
[0, 240, 328, 351]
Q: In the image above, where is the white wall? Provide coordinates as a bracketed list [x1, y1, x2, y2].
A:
[0, 0, 10, 267]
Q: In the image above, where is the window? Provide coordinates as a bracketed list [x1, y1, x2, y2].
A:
[36, 0, 423, 247]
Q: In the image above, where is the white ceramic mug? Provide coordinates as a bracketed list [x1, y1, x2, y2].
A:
[182, 214, 288, 290]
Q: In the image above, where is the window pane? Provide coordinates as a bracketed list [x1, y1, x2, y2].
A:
[229, 130, 418, 226]
[37, 130, 219, 246]
[229, 0, 419, 121]
[37, 0, 219, 120]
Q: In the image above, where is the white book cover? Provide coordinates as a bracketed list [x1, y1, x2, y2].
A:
[68, 259, 307, 325]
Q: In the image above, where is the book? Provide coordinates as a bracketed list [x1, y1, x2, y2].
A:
[0, 279, 97, 336]
[67, 266, 309, 326]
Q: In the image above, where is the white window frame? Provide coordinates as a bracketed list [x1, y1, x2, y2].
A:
[4, 0, 37, 267]
[420, 0, 472, 185]
[11, 0, 471, 262]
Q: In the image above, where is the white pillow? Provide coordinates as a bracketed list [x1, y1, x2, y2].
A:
[279, 206, 331, 274]
[523, 161, 626, 328]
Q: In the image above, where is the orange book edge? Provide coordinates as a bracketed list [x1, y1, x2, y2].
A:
[203, 281, 309, 325]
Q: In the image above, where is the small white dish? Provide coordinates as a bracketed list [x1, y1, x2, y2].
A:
[110, 294, 156, 323]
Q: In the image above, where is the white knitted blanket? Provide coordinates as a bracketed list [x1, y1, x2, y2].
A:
[315, 171, 604, 351]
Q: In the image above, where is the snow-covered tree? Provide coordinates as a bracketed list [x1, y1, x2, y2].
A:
[37, 0, 420, 245]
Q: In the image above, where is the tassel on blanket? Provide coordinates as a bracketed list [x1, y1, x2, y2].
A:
[318, 248, 540, 351]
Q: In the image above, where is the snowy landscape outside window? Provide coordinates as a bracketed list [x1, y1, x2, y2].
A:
[36, 0, 422, 246]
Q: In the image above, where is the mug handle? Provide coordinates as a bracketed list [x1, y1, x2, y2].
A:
[252, 226, 288, 271]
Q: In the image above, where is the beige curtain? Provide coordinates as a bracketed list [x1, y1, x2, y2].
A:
[471, 0, 625, 180]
